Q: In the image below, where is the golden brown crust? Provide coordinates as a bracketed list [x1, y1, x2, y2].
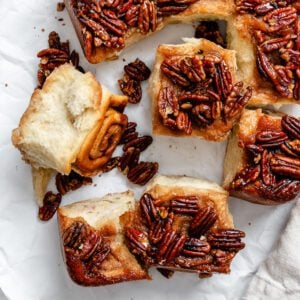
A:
[150, 38, 242, 141]
[73, 108, 128, 177]
[57, 192, 149, 286]
[64, 0, 234, 64]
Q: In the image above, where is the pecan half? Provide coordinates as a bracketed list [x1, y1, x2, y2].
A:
[170, 196, 199, 215]
[38, 192, 62, 221]
[157, 231, 186, 263]
[125, 227, 149, 256]
[281, 140, 300, 158]
[214, 60, 233, 99]
[181, 238, 211, 257]
[264, 7, 297, 32]
[127, 161, 159, 185]
[223, 83, 253, 120]
[119, 122, 138, 144]
[176, 111, 192, 134]
[158, 86, 179, 120]
[213, 249, 235, 267]
[161, 58, 190, 87]
[270, 154, 300, 179]
[256, 130, 288, 147]
[189, 207, 217, 237]
[175, 255, 213, 268]
[191, 104, 213, 128]
[282, 115, 300, 139]
[138, 0, 158, 34]
[257, 178, 300, 202]
[56, 171, 93, 195]
[261, 150, 276, 185]
[149, 219, 165, 244]
[207, 229, 246, 251]
[157, 0, 197, 16]
[118, 75, 142, 104]
[124, 58, 151, 81]
[140, 193, 159, 226]
[123, 135, 153, 152]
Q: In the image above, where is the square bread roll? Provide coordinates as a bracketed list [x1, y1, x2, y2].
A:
[149, 38, 252, 141]
[123, 175, 245, 277]
[57, 191, 149, 286]
[227, 3, 299, 106]
[12, 64, 128, 177]
[64, 0, 234, 63]
[223, 109, 300, 205]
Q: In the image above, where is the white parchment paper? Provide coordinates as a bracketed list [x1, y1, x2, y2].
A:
[0, 1, 299, 299]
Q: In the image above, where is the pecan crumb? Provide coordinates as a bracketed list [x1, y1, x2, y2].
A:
[57, 2, 65, 12]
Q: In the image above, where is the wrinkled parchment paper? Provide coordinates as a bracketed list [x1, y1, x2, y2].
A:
[0, 1, 299, 299]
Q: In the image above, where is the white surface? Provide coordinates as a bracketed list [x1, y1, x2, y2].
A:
[0, 1, 299, 300]
[244, 200, 300, 300]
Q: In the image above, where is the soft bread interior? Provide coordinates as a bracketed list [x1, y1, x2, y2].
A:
[12, 64, 112, 174]
[58, 191, 149, 285]
[58, 191, 136, 230]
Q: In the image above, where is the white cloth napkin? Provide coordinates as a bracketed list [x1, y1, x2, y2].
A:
[243, 200, 300, 300]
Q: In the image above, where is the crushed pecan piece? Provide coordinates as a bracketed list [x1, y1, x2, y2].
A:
[39, 192, 62, 221]
[56, 171, 92, 195]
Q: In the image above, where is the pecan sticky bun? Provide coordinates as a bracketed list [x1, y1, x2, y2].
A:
[225, 109, 300, 204]
[234, 0, 300, 102]
[152, 39, 253, 141]
[124, 176, 245, 277]
[58, 191, 149, 286]
[67, 0, 198, 62]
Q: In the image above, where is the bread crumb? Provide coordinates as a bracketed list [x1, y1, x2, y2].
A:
[62, 23, 66, 26]
[5, 83, 8, 87]
[248, 222, 251, 226]
[122, 58, 126, 62]
[57, 2, 65, 12]
[58, 18, 64, 22]
[93, 184, 97, 187]
[41, 28, 45, 32]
